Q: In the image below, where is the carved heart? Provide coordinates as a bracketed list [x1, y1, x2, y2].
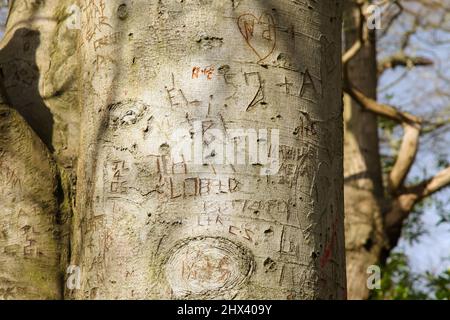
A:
[238, 13, 276, 63]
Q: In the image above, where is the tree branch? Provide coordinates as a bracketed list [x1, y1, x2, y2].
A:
[404, 166, 450, 200]
[388, 122, 421, 193]
[379, 0, 404, 38]
[418, 166, 450, 199]
[343, 78, 422, 195]
[343, 40, 363, 65]
[421, 117, 450, 134]
[342, 1, 366, 66]
[378, 54, 433, 75]
[343, 83, 422, 124]
[385, 165, 450, 248]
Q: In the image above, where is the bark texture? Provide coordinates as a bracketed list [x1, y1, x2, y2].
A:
[0, 0, 346, 300]
[0, 104, 61, 299]
[0, 0, 78, 299]
[69, 0, 346, 299]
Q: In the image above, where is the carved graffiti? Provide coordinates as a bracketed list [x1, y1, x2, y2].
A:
[165, 237, 254, 297]
[165, 74, 202, 109]
[238, 13, 277, 63]
[192, 65, 215, 80]
[244, 72, 265, 111]
[276, 69, 321, 100]
[0, 154, 22, 192]
[108, 160, 130, 194]
[82, 0, 112, 42]
[94, 32, 123, 51]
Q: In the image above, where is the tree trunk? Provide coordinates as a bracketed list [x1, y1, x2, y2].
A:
[0, 105, 61, 299]
[0, 0, 78, 299]
[69, 0, 346, 299]
[343, 2, 385, 300]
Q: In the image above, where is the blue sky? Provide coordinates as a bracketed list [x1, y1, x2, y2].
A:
[378, 11, 450, 274]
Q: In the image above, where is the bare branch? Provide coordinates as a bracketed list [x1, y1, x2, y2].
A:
[380, 0, 404, 38]
[343, 78, 423, 195]
[388, 123, 421, 193]
[421, 117, 450, 134]
[404, 166, 450, 200]
[384, 193, 419, 248]
[419, 166, 450, 198]
[378, 54, 433, 74]
[342, 1, 366, 65]
[343, 40, 363, 65]
[343, 83, 422, 124]
[385, 165, 450, 248]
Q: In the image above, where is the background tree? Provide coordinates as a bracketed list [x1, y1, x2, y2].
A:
[343, 0, 450, 299]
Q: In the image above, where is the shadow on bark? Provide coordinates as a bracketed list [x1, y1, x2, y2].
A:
[0, 27, 54, 151]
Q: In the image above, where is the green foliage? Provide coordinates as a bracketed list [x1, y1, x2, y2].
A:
[434, 196, 450, 226]
[436, 156, 450, 170]
[372, 253, 450, 300]
[401, 202, 429, 244]
[426, 269, 450, 300]
[378, 116, 397, 133]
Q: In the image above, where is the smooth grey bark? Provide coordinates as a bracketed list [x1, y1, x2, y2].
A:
[0, 0, 346, 300]
[70, 0, 346, 299]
